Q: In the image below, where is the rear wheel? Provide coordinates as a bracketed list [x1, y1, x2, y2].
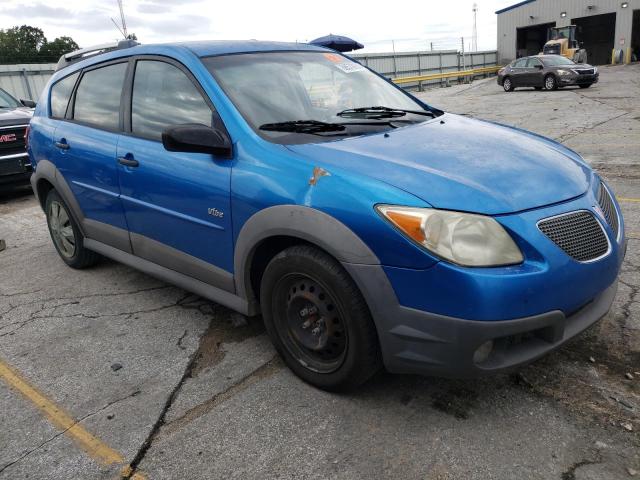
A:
[45, 190, 99, 269]
[544, 74, 558, 91]
[260, 245, 381, 391]
[502, 77, 514, 92]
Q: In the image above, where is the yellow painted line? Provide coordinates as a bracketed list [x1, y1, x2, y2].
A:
[0, 358, 146, 479]
[619, 197, 640, 203]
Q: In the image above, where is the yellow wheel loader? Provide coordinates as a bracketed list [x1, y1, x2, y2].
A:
[542, 26, 588, 63]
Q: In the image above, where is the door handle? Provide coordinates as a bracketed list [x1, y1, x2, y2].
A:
[118, 156, 139, 167]
[54, 140, 69, 150]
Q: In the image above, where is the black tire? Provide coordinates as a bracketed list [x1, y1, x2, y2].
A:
[260, 245, 382, 391]
[579, 84, 592, 89]
[502, 76, 514, 92]
[45, 190, 99, 269]
[544, 74, 558, 91]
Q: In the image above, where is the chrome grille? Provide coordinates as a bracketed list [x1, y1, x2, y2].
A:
[597, 183, 619, 238]
[538, 211, 609, 262]
[0, 126, 27, 157]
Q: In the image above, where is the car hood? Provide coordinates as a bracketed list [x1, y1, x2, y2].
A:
[0, 107, 33, 127]
[287, 114, 591, 215]
[550, 63, 595, 71]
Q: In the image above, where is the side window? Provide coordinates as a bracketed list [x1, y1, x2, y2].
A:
[73, 62, 127, 131]
[50, 72, 79, 118]
[514, 58, 527, 68]
[527, 58, 542, 68]
[131, 60, 213, 141]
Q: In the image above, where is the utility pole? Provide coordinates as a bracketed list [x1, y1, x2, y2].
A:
[117, 0, 128, 38]
[472, 3, 478, 52]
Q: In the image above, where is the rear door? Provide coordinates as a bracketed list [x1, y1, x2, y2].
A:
[52, 60, 131, 252]
[115, 57, 234, 289]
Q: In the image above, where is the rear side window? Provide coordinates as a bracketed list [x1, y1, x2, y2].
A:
[131, 60, 213, 141]
[50, 72, 79, 118]
[73, 62, 127, 131]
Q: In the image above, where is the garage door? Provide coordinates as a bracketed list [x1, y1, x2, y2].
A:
[572, 13, 616, 65]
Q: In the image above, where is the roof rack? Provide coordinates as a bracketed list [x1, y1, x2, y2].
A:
[55, 39, 140, 71]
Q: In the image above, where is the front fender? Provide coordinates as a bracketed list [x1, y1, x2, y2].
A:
[233, 205, 380, 303]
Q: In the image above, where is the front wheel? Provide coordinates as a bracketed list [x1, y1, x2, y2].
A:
[544, 75, 558, 91]
[502, 77, 514, 92]
[260, 245, 381, 391]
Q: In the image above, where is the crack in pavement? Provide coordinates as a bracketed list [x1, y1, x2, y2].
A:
[0, 285, 172, 305]
[560, 453, 603, 480]
[119, 316, 219, 479]
[120, 307, 276, 480]
[0, 289, 185, 338]
[555, 111, 630, 143]
[0, 388, 140, 474]
[158, 357, 281, 440]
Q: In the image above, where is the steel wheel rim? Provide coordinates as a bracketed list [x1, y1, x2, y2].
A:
[49, 201, 76, 258]
[545, 77, 554, 89]
[273, 273, 348, 373]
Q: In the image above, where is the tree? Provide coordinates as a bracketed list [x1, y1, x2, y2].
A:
[0, 26, 79, 64]
[40, 37, 79, 61]
[0, 25, 46, 63]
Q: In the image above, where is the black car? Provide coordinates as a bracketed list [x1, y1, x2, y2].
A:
[497, 55, 599, 92]
[0, 88, 34, 187]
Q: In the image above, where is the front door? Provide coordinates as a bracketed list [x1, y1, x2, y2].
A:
[116, 58, 234, 290]
[525, 57, 544, 87]
[53, 61, 131, 251]
[510, 58, 529, 86]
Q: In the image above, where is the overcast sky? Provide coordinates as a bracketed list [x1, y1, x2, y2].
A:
[1, 0, 517, 53]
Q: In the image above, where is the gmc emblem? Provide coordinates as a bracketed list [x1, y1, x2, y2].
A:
[0, 133, 17, 143]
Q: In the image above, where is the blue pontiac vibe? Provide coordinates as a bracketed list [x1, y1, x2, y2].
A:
[27, 40, 626, 391]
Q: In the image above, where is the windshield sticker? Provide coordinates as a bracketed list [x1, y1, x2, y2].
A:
[334, 62, 365, 74]
[323, 53, 342, 63]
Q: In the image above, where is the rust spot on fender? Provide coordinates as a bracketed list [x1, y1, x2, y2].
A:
[309, 166, 331, 186]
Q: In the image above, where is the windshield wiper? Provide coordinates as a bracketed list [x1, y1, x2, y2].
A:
[259, 120, 346, 134]
[337, 106, 435, 119]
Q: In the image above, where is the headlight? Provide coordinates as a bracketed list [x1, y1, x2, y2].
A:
[557, 69, 572, 76]
[377, 206, 524, 267]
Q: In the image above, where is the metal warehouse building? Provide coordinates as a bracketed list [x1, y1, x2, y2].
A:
[497, 0, 640, 64]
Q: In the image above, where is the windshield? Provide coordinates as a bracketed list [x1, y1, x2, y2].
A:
[203, 51, 436, 144]
[540, 55, 576, 66]
[550, 27, 572, 40]
[0, 88, 21, 108]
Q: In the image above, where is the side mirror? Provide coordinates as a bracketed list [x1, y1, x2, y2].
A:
[21, 99, 36, 108]
[162, 124, 232, 158]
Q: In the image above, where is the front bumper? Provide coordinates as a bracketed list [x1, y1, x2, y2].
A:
[345, 261, 622, 378]
[0, 153, 32, 187]
[559, 73, 599, 86]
